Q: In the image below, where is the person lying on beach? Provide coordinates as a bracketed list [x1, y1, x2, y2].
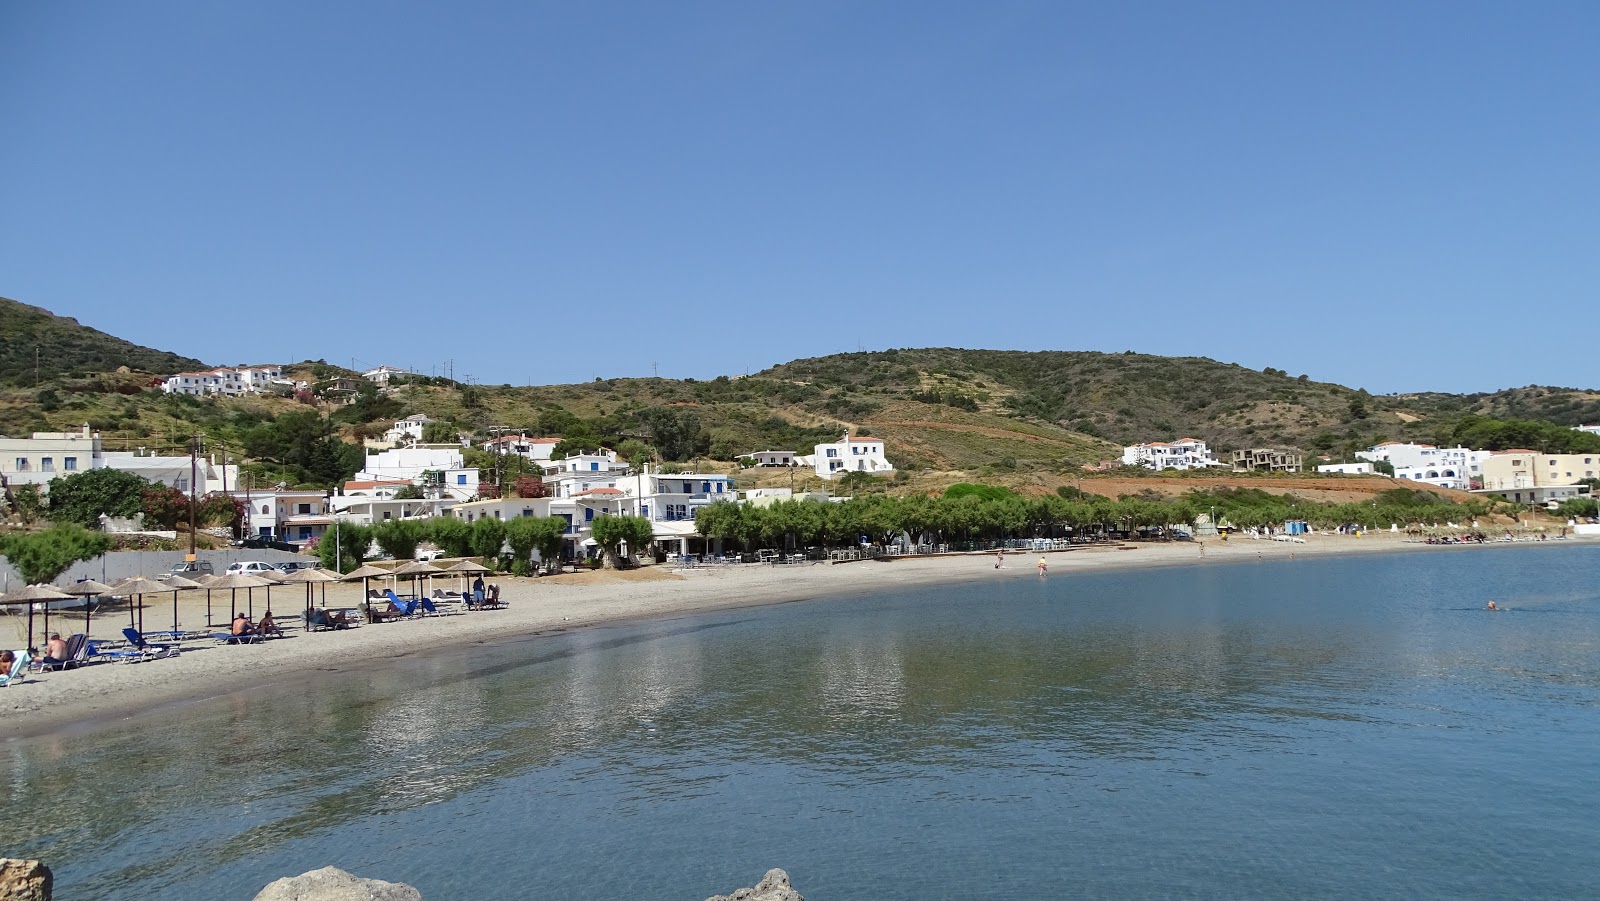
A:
[42, 633, 67, 666]
[256, 611, 283, 638]
[231, 613, 255, 636]
[0, 650, 14, 673]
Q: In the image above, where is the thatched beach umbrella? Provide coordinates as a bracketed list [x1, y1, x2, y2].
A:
[283, 567, 340, 617]
[108, 576, 174, 636]
[392, 560, 444, 599]
[205, 573, 273, 622]
[445, 559, 491, 597]
[59, 580, 113, 643]
[342, 564, 392, 604]
[0, 583, 72, 651]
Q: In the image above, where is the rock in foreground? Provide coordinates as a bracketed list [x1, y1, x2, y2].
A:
[0, 859, 53, 901]
[706, 868, 804, 901]
[252, 867, 422, 901]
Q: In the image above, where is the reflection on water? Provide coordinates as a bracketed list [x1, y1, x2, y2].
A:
[4, 545, 1600, 899]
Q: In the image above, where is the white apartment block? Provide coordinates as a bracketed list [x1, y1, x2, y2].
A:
[1122, 438, 1222, 471]
[0, 427, 103, 489]
[1357, 443, 1491, 489]
[362, 365, 409, 384]
[739, 450, 799, 467]
[813, 435, 893, 480]
[161, 364, 284, 397]
[355, 446, 479, 501]
[543, 451, 627, 476]
[228, 488, 330, 545]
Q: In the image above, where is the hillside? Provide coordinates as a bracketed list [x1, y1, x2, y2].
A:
[2, 298, 1597, 491]
[0, 296, 206, 387]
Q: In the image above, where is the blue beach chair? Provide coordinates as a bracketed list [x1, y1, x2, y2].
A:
[122, 628, 180, 660]
[384, 590, 418, 617]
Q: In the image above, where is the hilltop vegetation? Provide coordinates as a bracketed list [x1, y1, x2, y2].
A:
[0, 296, 205, 386]
[3, 294, 1598, 492]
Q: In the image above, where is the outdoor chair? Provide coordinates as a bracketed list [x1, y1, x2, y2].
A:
[37, 634, 89, 671]
[363, 600, 406, 623]
[0, 651, 31, 687]
[121, 627, 180, 661]
[384, 590, 420, 617]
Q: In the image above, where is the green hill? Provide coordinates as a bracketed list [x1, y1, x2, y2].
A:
[0, 296, 206, 387]
[2, 296, 1597, 488]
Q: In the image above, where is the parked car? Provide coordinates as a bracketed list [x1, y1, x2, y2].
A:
[160, 560, 215, 581]
[226, 561, 277, 576]
[275, 561, 317, 574]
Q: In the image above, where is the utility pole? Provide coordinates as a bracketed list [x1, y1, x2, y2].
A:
[187, 435, 199, 563]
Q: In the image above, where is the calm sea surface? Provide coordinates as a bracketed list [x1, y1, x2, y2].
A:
[4, 545, 1599, 899]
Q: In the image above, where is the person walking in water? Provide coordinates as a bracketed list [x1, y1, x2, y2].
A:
[1036, 557, 1048, 575]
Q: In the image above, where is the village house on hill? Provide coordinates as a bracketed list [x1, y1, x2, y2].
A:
[1121, 438, 1223, 471]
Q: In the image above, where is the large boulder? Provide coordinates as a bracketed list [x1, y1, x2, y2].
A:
[252, 867, 422, 901]
[705, 868, 803, 901]
[0, 859, 52, 901]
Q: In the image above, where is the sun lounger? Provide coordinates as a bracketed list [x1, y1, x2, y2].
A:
[363, 601, 406, 623]
[418, 596, 464, 616]
[90, 640, 149, 664]
[0, 651, 31, 687]
[36, 634, 89, 671]
[120, 628, 180, 661]
[384, 590, 421, 617]
[213, 629, 263, 645]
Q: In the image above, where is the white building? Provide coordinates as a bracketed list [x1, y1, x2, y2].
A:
[228, 488, 330, 545]
[813, 434, 894, 480]
[543, 451, 627, 476]
[161, 365, 285, 397]
[1576, 425, 1600, 437]
[329, 480, 455, 526]
[1121, 438, 1222, 471]
[355, 446, 479, 501]
[1316, 462, 1375, 476]
[739, 450, 799, 467]
[362, 365, 409, 385]
[483, 434, 559, 462]
[1357, 443, 1491, 490]
[0, 427, 103, 490]
[383, 414, 433, 446]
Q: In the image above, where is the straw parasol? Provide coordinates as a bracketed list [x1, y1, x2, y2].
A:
[255, 569, 290, 583]
[282, 567, 340, 617]
[59, 580, 113, 641]
[445, 559, 492, 597]
[0, 583, 72, 650]
[204, 573, 273, 622]
[391, 560, 444, 598]
[108, 576, 176, 635]
[342, 563, 392, 603]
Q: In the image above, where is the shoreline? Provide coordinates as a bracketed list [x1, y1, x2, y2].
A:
[4, 533, 1591, 741]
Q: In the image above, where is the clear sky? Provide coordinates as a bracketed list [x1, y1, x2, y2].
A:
[3, 2, 1595, 394]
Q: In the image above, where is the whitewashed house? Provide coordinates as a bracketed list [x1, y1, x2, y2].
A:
[1316, 462, 1375, 475]
[738, 450, 799, 467]
[0, 427, 103, 490]
[362, 365, 409, 385]
[355, 446, 479, 501]
[1357, 443, 1491, 490]
[543, 451, 627, 476]
[383, 414, 433, 446]
[483, 434, 559, 462]
[1121, 439, 1222, 471]
[812, 435, 893, 480]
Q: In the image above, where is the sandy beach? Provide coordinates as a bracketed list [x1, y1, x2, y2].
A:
[1, 532, 1584, 739]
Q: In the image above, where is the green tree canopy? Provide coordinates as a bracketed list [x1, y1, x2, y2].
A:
[427, 516, 475, 557]
[46, 468, 147, 528]
[372, 519, 426, 562]
[503, 515, 568, 575]
[590, 514, 653, 568]
[0, 523, 112, 584]
[316, 522, 373, 573]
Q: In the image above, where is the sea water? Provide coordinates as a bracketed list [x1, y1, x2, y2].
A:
[3, 544, 1599, 899]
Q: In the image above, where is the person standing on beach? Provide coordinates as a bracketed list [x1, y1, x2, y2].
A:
[994, 550, 1004, 570]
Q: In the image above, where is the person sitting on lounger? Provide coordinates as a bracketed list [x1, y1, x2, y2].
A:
[257, 610, 284, 638]
[42, 633, 67, 666]
[231, 612, 255, 637]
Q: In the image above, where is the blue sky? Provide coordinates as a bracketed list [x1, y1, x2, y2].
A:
[3, 2, 1595, 393]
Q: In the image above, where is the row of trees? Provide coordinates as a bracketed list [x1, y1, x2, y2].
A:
[10, 469, 244, 532]
[693, 486, 1502, 553]
[313, 513, 652, 576]
[0, 523, 113, 585]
